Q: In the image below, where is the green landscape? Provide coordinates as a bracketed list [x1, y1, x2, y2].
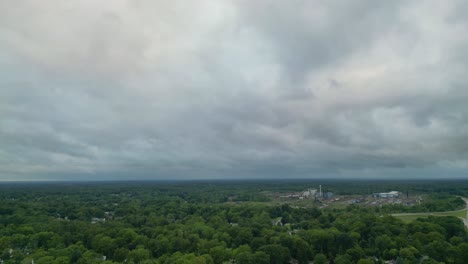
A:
[0, 180, 467, 264]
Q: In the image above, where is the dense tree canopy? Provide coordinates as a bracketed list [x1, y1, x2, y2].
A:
[0, 181, 466, 263]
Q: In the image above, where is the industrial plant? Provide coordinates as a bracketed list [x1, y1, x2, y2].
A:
[372, 191, 400, 198]
[273, 187, 421, 209]
[279, 185, 333, 200]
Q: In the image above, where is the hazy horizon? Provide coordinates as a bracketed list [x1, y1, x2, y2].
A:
[1, 1, 468, 181]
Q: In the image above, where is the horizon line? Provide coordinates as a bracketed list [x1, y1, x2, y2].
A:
[0, 178, 468, 184]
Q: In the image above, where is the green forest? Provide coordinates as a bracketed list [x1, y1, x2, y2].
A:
[0, 180, 467, 264]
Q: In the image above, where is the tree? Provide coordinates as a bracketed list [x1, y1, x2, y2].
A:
[335, 233, 353, 254]
[383, 248, 398, 260]
[92, 235, 117, 258]
[113, 248, 129, 262]
[314, 253, 328, 264]
[129, 246, 151, 263]
[236, 252, 256, 264]
[357, 259, 373, 264]
[252, 251, 270, 264]
[233, 228, 253, 247]
[258, 245, 291, 264]
[424, 240, 451, 262]
[375, 234, 393, 253]
[293, 238, 310, 264]
[399, 247, 420, 263]
[209, 245, 231, 264]
[420, 257, 443, 264]
[346, 247, 364, 263]
[334, 254, 352, 264]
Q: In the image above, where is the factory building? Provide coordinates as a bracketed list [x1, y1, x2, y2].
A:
[373, 191, 400, 198]
[323, 192, 333, 199]
[280, 188, 319, 199]
[299, 188, 317, 199]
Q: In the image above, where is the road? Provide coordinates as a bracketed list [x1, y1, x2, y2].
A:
[460, 197, 468, 228]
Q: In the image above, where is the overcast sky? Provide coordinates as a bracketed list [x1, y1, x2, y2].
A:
[1, 1, 468, 181]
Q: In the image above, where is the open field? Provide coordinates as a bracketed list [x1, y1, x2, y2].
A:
[392, 209, 467, 223]
[392, 196, 468, 225]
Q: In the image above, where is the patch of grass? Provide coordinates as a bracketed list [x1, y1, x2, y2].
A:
[431, 209, 467, 218]
[394, 215, 425, 223]
[393, 209, 467, 223]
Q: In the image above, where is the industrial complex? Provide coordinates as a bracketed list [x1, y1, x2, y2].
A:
[279, 185, 333, 200]
[273, 187, 420, 208]
[372, 191, 400, 198]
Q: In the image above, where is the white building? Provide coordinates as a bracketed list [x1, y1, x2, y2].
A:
[373, 191, 400, 198]
[300, 189, 317, 199]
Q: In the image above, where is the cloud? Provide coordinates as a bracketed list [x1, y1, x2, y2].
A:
[1, 0, 468, 180]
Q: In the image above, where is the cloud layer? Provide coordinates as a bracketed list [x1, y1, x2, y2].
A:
[1, 0, 468, 180]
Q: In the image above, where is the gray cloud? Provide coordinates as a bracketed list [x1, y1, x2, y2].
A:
[1, 0, 468, 180]
[235, 0, 405, 82]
